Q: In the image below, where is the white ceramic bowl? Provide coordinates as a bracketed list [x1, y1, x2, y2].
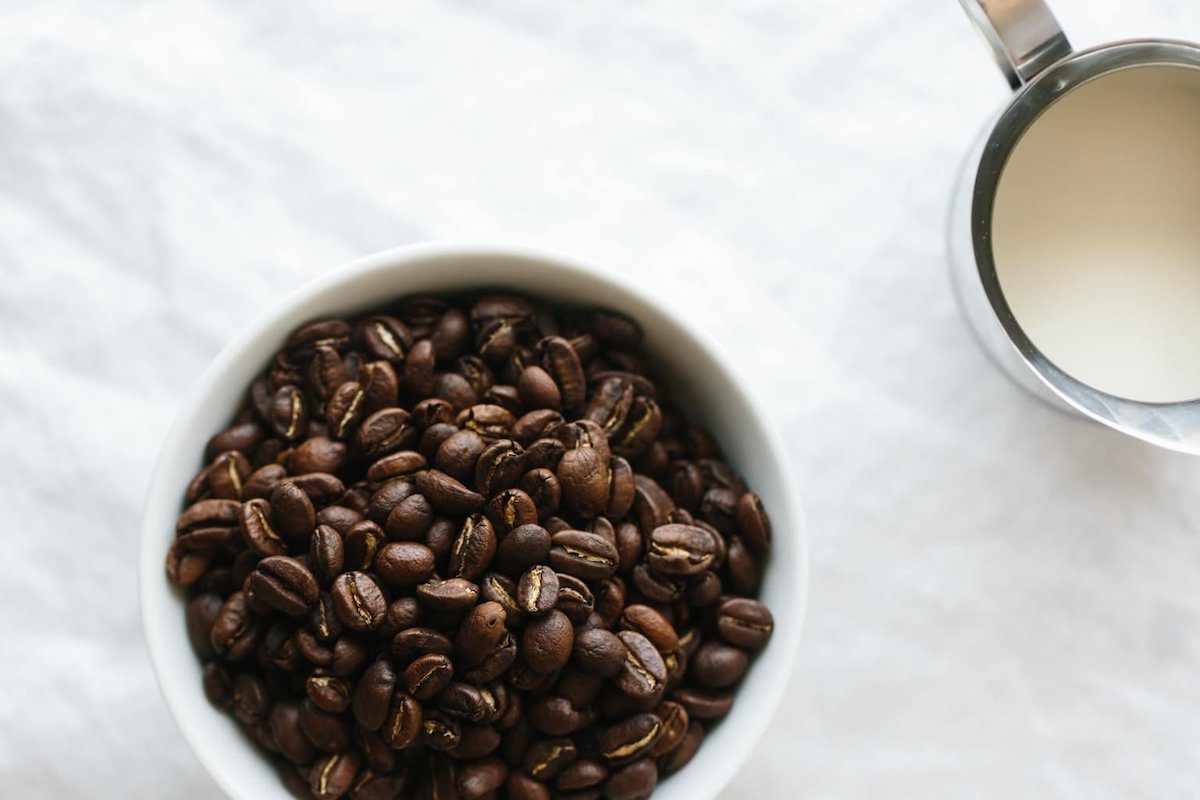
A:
[140, 242, 807, 800]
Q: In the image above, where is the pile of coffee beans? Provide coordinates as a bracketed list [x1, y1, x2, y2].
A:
[169, 293, 775, 800]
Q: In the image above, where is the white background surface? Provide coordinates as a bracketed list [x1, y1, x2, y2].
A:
[3, 1, 1200, 797]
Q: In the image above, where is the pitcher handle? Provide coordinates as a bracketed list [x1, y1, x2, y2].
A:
[958, 0, 1072, 89]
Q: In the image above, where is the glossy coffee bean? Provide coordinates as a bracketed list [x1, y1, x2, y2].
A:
[517, 565, 559, 616]
[715, 597, 774, 649]
[330, 571, 387, 632]
[374, 542, 435, 588]
[615, 631, 666, 701]
[248, 556, 319, 616]
[549, 530, 618, 582]
[573, 629, 626, 678]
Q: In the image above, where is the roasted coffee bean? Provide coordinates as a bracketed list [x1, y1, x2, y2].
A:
[618, 606, 677, 655]
[556, 448, 609, 520]
[555, 574, 595, 625]
[549, 530, 618, 582]
[186, 593, 223, 660]
[725, 535, 761, 596]
[299, 700, 353, 752]
[205, 420, 264, 461]
[416, 469, 484, 514]
[541, 336, 585, 409]
[202, 662, 234, 709]
[599, 714, 662, 764]
[344, 520, 385, 571]
[211, 591, 262, 660]
[495, 524, 551, 574]
[287, 319, 352, 359]
[357, 408, 417, 460]
[456, 601, 508, 667]
[232, 673, 270, 723]
[528, 695, 593, 736]
[573, 629, 626, 678]
[331, 571, 387, 632]
[709, 600, 768, 656]
[309, 750, 361, 800]
[352, 660, 398, 730]
[249, 556, 319, 616]
[631, 475, 674, 533]
[518, 365, 561, 409]
[671, 687, 733, 720]
[366, 450, 427, 483]
[517, 565, 559, 616]
[244, 463, 287, 500]
[462, 633, 518, 684]
[269, 385, 308, 441]
[270, 700, 318, 765]
[381, 691, 423, 749]
[238, 498, 286, 556]
[269, 481, 316, 540]
[631, 563, 681, 604]
[475, 439, 525, 496]
[358, 315, 412, 363]
[690, 641, 749, 688]
[305, 673, 351, 715]
[604, 759, 657, 800]
[384, 493, 434, 540]
[309, 525, 344, 585]
[615, 632, 666, 700]
[391, 627, 455, 665]
[417, 577, 480, 614]
[514, 413, 567, 448]
[646, 523, 715, 577]
[359, 360, 400, 415]
[519, 468, 561, 518]
[457, 404, 515, 440]
[404, 653, 455, 700]
[435, 430, 486, 481]
[524, 738, 578, 781]
[373, 542, 435, 588]
[288, 436, 347, 475]
[432, 307, 470, 361]
[449, 514, 497, 580]
[290, 472, 346, 507]
[485, 488, 539, 534]
[647, 701, 688, 758]
[178, 498, 241, 534]
[557, 759, 608, 792]
[437, 682, 497, 723]
[433, 372, 478, 411]
[522, 610, 574, 674]
[206, 451, 251, 501]
[506, 772, 552, 800]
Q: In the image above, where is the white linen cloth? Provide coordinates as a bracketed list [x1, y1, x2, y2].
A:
[3, 1, 1200, 797]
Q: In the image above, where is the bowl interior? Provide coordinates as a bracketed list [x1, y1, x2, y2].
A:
[140, 244, 806, 800]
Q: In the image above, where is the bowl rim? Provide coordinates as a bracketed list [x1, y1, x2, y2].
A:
[139, 240, 808, 800]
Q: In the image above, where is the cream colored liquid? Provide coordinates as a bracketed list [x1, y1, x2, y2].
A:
[993, 65, 1200, 403]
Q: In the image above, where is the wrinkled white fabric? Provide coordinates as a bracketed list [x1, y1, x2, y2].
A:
[3, 1, 1200, 797]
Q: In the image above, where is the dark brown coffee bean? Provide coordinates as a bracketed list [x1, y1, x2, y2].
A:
[725, 535, 761, 595]
[368, 479, 417, 524]
[359, 360, 400, 414]
[518, 469, 560, 518]
[165, 540, 211, 588]
[557, 759, 608, 792]
[630, 563, 681, 604]
[513, 412, 566, 448]
[299, 700, 353, 752]
[583, 376, 634, 437]
[344, 520, 385, 571]
[457, 404, 515, 440]
[518, 366, 562, 410]
[715, 597, 774, 649]
[305, 673, 351, 715]
[308, 525, 344, 585]
[435, 430, 486, 481]
[475, 439, 525, 496]
[210, 591, 262, 660]
[479, 573, 523, 622]
[357, 407, 418, 460]
[618, 605, 677, 655]
[421, 712, 463, 752]
[735, 490, 772, 552]
[614, 632, 665, 700]
[236, 498, 284, 556]
[205, 420, 264, 462]
[244, 463, 286, 500]
[690, 641, 749, 688]
[270, 700, 318, 765]
[541, 336, 585, 409]
[201, 662, 234, 709]
[522, 609, 574, 674]
[557, 447, 610, 520]
[352, 660, 398, 731]
[599, 714, 662, 764]
[457, 601, 508, 667]
[358, 315, 412, 363]
[603, 759, 657, 800]
[331, 571, 387, 632]
[287, 318, 352, 358]
[249, 556, 319, 616]
[384, 492, 434, 539]
[206, 451, 251, 501]
[524, 738, 578, 781]
[432, 306, 470, 360]
[462, 633, 518, 684]
[269, 481, 316, 540]
[269, 385, 308, 441]
[177, 498, 241, 534]
[309, 750, 361, 800]
[555, 574, 595, 625]
[528, 695, 593, 736]
[391, 627, 455, 665]
[549, 530, 618, 582]
[381, 691, 423, 750]
[186, 593, 223, 660]
[374, 542, 436, 588]
[416, 469, 484, 514]
[506, 772, 551, 800]
[437, 682, 498, 724]
[631, 475, 674, 533]
[685, 571, 722, 607]
[495, 524, 551, 574]
[326, 380, 367, 440]
[517, 565, 559, 616]
[671, 687, 733, 719]
[288, 436, 347, 475]
[416, 578, 480, 614]
[611, 397, 662, 460]
[450, 724, 503, 760]
[449, 514, 497, 580]
[405, 653, 455, 700]
[231, 672, 270, 724]
[366, 450, 427, 483]
[290, 472, 346, 506]
[397, 338, 435, 397]
[485, 488, 539, 534]
[646, 701, 689, 759]
[573, 629, 626, 678]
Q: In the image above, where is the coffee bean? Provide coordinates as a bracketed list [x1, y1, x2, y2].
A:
[716, 597, 774, 649]
[435, 430, 486, 481]
[290, 472, 346, 507]
[243, 463, 286, 500]
[604, 759, 657, 800]
[690, 641, 749, 688]
[357, 315, 412, 363]
[517, 365, 561, 410]
[541, 336, 585, 409]
[432, 307, 470, 361]
[404, 653, 454, 700]
[416, 578, 479, 614]
[308, 750, 360, 800]
[522, 609, 573, 674]
[725, 535, 761, 596]
[305, 673, 350, 715]
[270, 700, 318, 765]
[384, 493, 434, 540]
[573, 629, 626, 678]
[647, 700, 688, 758]
[485, 488, 539, 534]
[555, 574, 595, 625]
[205, 421, 264, 462]
[671, 687, 733, 720]
[618, 605, 677, 655]
[360, 360, 400, 415]
[357, 407, 418, 460]
[599, 714, 663, 764]
[646, 523, 715, 577]
[299, 700, 352, 752]
[456, 601, 508, 667]
[249, 556, 319, 616]
[238, 498, 285, 556]
[201, 662, 234, 709]
[506, 772, 552, 800]
[495, 524, 551, 574]
[269, 385, 308, 441]
[381, 691, 422, 749]
[331, 571, 387, 632]
[549, 530, 618, 582]
[366, 450, 427, 483]
[556, 447, 610, 519]
[519, 468, 561, 518]
[421, 712, 463, 751]
[288, 436, 347, 475]
[528, 695, 593, 736]
[186, 593, 223, 660]
[309, 525, 344, 585]
[448, 514, 497, 580]
[524, 738, 578, 780]
[557, 759, 608, 792]
[476, 439, 525, 496]
[210, 591, 262, 660]
[344, 520, 384, 571]
[517, 565, 559, 616]
[269, 481, 316, 540]
[615, 632, 666, 701]
[416, 469, 484, 514]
